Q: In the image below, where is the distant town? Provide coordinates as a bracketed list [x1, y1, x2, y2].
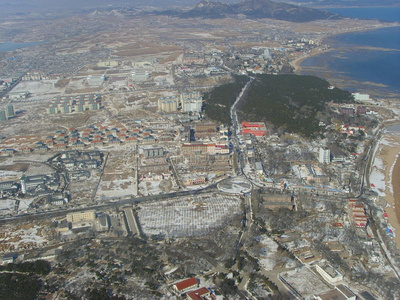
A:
[0, 1, 399, 300]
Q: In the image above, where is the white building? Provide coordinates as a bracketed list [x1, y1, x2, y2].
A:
[352, 92, 370, 102]
[316, 262, 343, 284]
[319, 147, 331, 164]
[182, 98, 203, 113]
[87, 75, 106, 86]
[131, 68, 151, 82]
[97, 60, 119, 67]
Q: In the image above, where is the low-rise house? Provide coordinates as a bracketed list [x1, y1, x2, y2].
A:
[187, 287, 212, 300]
[173, 277, 199, 295]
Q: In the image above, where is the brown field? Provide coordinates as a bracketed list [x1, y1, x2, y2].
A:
[159, 52, 182, 63]
[232, 41, 281, 48]
[114, 44, 181, 57]
[0, 163, 30, 172]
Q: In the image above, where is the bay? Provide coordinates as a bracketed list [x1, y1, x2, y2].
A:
[0, 41, 43, 52]
[325, 7, 400, 22]
[300, 7, 400, 96]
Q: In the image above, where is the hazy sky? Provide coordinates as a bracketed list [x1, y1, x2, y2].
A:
[0, 0, 204, 10]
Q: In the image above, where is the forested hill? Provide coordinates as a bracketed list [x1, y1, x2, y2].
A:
[238, 74, 353, 137]
[203, 75, 249, 125]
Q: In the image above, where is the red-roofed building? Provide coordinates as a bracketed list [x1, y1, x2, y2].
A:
[173, 277, 198, 294]
[241, 122, 268, 137]
[186, 287, 213, 300]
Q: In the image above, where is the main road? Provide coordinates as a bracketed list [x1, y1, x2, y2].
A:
[230, 76, 254, 175]
[0, 182, 221, 225]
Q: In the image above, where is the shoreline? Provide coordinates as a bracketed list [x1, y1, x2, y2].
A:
[372, 132, 400, 250]
[392, 150, 400, 245]
[291, 23, 400, 74]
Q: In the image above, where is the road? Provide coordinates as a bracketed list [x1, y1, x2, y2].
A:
[356, 125, 400, 281]
[0, 182, 220, 225]
[230, 76, 254, 175]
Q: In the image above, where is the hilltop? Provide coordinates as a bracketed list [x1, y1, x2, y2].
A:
[177, 0, 339, 22]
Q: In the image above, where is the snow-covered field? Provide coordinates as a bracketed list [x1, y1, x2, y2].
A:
[256, 235, 279, 271]
[280, 267, 331, 299]
[137, 193, 241, 237]
[0, 200, 15, 212]
[0, 224, 50, 252]
[99, 176, 135, 198]
[370, 156, 386, 196]
[12, 80, 64, 98]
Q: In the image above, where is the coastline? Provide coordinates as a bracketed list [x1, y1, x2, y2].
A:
[392, 150, 400, 244]
[290, 23, 400, 74]
[289, 14, 400, 250]
[371, 131, 400, 250]
[290, 47, 333, 73]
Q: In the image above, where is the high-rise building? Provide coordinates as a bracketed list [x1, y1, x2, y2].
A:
[6, 105, 14, 118]
[91, 103, 99, 111]
[182, 98, 203, 113]
[77, 104, 84, 112]
[47, 106, 57, 114]
[158, 96, 179, 113]
[319, 147, 331, 164]
[62, 106, 70, 114]
[0, 110, 6, 121]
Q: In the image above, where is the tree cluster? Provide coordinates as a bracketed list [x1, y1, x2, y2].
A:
[203, 75, 249, 124]
[0, 260, 51, 276]
[239, 74, 353, 137]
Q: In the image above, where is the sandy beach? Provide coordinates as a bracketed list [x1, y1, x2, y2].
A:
[290, 47, 333, 73]
[370, 132, 400, 250]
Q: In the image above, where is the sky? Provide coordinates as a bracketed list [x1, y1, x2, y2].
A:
[0, 0, 203, 10]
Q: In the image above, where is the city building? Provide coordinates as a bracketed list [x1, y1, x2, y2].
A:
[315, 262, 344, 284]
[319, 147, 331, 164]
[158, 96, 179, 113]
[339, 107, 355, 116]
[186, 287, 212, 300]
[315, 285, 356, 300]
[181, 143, 216, 155]
[97, 60, 119, 67]
[131, 68, 151, 82]
[182, 98, 203, 113]
[143, 147, 164, 159]
[172, 277, 199, 294]
[66, 210, 96, 223]
[6, 105, 14, 118]
[87, 75, 106, 86]
[0, 110, 6, 122]
[22, 71, 46, 81]
[241, 122, 268, 137]
[352, 93, 370, 102]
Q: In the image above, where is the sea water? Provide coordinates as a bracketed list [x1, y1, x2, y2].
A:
[300, 7, 400, 95]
